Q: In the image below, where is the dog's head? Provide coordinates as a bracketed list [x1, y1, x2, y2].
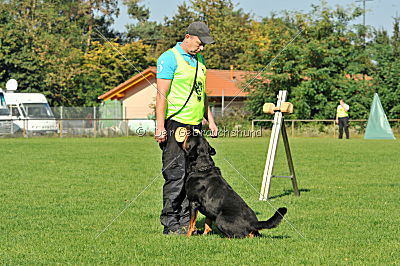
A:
[176, 127, 216, 171]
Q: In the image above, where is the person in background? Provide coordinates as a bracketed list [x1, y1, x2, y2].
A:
[336, 99, 350, 139]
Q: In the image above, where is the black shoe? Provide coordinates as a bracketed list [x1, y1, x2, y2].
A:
[163, 226, 187, 235]
[163, 226, 201, 235]
[163, 226, 170, 235]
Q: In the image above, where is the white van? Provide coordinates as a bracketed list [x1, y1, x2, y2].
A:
[1, 79, 57, 134]
[0, 89, 12, 134]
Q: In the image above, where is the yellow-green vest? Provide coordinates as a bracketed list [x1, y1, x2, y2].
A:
[165, 47, 206, 125]
[337, 105, 349, 118]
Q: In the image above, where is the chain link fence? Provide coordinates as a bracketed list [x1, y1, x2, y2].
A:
[0, 105, 156, 137]
[1, 105, 399, 138]
[251, 119, 400, 138]
[0, 117, 156, 137]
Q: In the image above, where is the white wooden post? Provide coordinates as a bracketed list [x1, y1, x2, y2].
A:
[259, 90, 300, 200]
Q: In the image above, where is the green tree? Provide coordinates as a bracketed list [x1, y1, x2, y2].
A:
[157, 2, 196, 53]
[157, 0, 252, 69]
[0, 0, 123, 106]
[79, 0, 119, 52]
[124, 0, 163, 47]
[0, 0, 85, 105]
[369, 18, 400, 118]
[78, 40, 155, 106]
[245, 2, 374, 120]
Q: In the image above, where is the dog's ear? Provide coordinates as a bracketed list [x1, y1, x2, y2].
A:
[180, 127, 196, 152]
[176, 127, 193, 152]
[202, 137, 216, 156]
[208, 145, 216, 156]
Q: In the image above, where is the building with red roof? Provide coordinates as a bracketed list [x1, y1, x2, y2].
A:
[98, 66, 251, 118]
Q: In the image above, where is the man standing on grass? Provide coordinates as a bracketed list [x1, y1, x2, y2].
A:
[154, 22, 218, 235]
[336, 99, 350, 139]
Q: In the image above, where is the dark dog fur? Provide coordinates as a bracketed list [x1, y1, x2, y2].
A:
[183, 130, 287, 238]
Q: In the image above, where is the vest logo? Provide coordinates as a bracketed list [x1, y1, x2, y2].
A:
[194, 81, 204, 102]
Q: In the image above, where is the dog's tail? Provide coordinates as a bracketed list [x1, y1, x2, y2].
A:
[255, 207, 287, 230]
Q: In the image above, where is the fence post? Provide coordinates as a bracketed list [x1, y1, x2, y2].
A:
[291, 120, 294, 138]
[60, 106, 63, 138]
[82, 114, 85, 132]
[23, 119, 27, 138]
[251, 120, 254, 138]
[125, 106, 129, 137]
[333, 120, 335, 138]
[93, 106, 97, 138]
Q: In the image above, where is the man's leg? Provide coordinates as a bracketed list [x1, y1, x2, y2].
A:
[160, 120, 188, 234]
[338, 118, 344, 139]
[344, 117, 350, 139]
[179, 196, 190, 228]
[160, 172, 187, 233]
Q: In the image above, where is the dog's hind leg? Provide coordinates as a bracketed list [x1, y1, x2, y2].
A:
[203, 217, 213, 235]
[187, 202, 199, 237]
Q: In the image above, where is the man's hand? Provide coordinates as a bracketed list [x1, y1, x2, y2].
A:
[208, 121, 218, 138]
[155, 127, 167, 143]
[336, 119, 339, 124]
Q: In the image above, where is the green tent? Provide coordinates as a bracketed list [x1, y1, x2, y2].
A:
[99, 100, 123, 128]
[364, 93, 395, 140]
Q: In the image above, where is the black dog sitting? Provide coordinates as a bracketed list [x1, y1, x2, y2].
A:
[181, 128, 287, 238]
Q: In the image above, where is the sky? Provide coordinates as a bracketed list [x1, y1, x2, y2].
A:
[112, 0, 400, 34]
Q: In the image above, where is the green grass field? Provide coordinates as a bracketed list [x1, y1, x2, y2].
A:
[1, 136, 399, 264]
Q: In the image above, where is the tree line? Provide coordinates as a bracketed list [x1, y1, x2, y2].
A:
[0, 0, 399, 119]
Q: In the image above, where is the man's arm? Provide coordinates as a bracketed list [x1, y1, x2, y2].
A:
[155, 79, 171, 143]
[207, 105, 218, 137]
[203, 96, 218, 137]
[335, 106, 339, 124]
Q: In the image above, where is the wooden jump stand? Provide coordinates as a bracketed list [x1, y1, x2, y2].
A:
[259, 90, 300, 200]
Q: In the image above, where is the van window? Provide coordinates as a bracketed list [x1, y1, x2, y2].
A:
[21, 103, 54, 118]
[10, 105, 20, 117]
[0, 93, 9, 115]
[0, 108, 8, 115]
